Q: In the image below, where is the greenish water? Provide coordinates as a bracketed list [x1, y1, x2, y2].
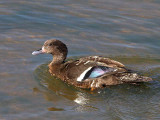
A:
[0, 0, 160, 120]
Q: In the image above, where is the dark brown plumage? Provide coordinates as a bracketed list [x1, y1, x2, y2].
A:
[32, 39, 152, 90]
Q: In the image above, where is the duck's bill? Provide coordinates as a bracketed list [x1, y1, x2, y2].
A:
[32, 49, 44, 55]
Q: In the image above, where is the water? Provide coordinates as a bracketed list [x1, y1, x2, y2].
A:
[0, 0, 160, 119]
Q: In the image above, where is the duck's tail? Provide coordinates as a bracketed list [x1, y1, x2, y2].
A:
[135, 75, 152, 82]
[119, 72, 152, 83]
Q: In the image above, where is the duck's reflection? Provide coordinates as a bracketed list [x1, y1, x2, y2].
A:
[33, 63, 98, 111]
[74, 92, 89, 105]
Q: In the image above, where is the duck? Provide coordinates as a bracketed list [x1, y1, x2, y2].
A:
[32, 39, 152, 90]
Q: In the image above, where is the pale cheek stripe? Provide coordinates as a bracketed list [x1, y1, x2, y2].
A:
[77, 67, 92, 82]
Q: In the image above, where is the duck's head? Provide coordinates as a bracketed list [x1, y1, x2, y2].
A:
[32, 39, 68, 60]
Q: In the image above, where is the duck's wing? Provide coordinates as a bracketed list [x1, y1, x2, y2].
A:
[63, 56, 126, 81]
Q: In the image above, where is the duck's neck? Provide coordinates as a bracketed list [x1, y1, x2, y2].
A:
[49, 53, 67, 67]
[48, 53, 66, 76]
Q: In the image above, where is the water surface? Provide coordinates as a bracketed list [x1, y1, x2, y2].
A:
[0, 0, 160, 120]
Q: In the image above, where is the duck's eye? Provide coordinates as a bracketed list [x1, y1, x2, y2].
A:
[49, 43, 53, 46]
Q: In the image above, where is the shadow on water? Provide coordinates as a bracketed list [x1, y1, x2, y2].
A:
[33, 56, 160, 115]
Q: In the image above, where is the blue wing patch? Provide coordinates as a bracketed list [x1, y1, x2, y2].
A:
[82, 66, 115, 81]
